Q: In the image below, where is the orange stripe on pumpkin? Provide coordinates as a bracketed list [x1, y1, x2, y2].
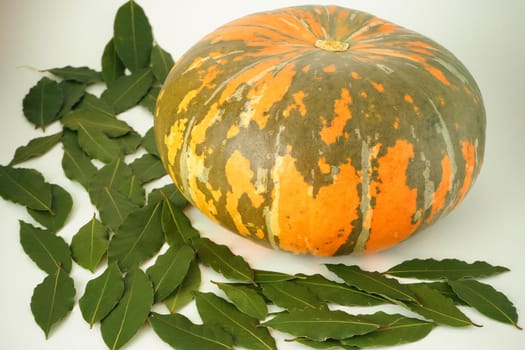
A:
[456, 140, 476, 206]
[320, 88, 353, 144]
[427, 154, 452, 222]
[424, 63, 451, 86]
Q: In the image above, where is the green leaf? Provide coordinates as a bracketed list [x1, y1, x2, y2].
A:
[262, 308, 379, 341]
[9, 131, 62, 166]
[30, 267, 75, 338]
[148, 183, 187, 207]
[385, 258, 510, 280]
[254, 270, 303, 283]
[215, 282, 268, 320]
[101, 68, 154, 114]
[61, 130, 97, 188]
[108, 200, 164, 271]
[409, 281, 468, 305]
[70, 215, 109, 272]
[142, 126, 160, 157]
[326, 264, 417, 303]
[77, 126, 123, 163]
[151, 44, 174, 83]
[101, 267, 153, 350]
[162, 197, 199, 246]
[129, 153, 166, 184]
[57, 80, 86, 117]
[296, 274, 387, 307]
[102, 38, 126, 87]
[261, 280, 326, 311]
[114, 130, 142, 155]
[61, 109, 131, 137]
[164, 262, 201, 313]
[0, 165, 53, 213]
[150, 312, 234, 350]
[449, 279, 522, 329]
[113, 0, 153, 72]
[195, 292, 277, 350]
[19, 221, 72, 274]
[27, 184, 73, 233]
[341, 312, 435, 348]
[146, 245, 195, 302]
[294, 338, 352, 349]
[45, 65, 102, 84]
[193, 237, 254, 283]
[139, 86, 160, 115]
[79, 263, 124, 326]
[91, 187, 140, 231]
[22, 77, 63, 130]
[405, 283, 475, 327]
[76, 93, 115, 118]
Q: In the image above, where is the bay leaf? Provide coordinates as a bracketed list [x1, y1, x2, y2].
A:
[19, 221, 72, 274]
[102, 38, 126, 87]
[61, 109, 131, 137]
[22, 77, 63, 130]
[261, 280, 326, 311]
[61, 129, 97, 188]
[46, 65, 102, 84]
[150, 312, 234, 350]
[146, 244, 195, 302]
[27, 184, 73, 233]
[30, 267, 75, 338]
[139, 86, 160, 115]
[410, 281, 467, 305]
[296, 274, 387, 307]
[77, 126, 122, 163]
[101, 68, 153, 114]
[113, 0, 153, 72]
[101, 267, 154, 350]
[326, 264, 417, 303]
[142, 126, 160, 157]
[129, 153, 166, 184]
[114, 130, 142, 155]
[295, 338, 353, 349]
[405, 283, 475, 327]
[151, 44, 175, 83]
[93, 187, 140, 230]
[449, 279, 522, 329]
[262, 308, 379, 341]
[193, 237, 255, 283]
[195, 292, 277, 350]
[148, 183, 187, 208]
[385, 258, 509, 280]
[0, 165, 53, 213]
[70, 215, 109, 272]
[108, 200, 164, 271]
[76, 93, 115, 118]
[79, 262, 124, 326]
[164, 261, 201, 313]
[57, 80, 86, 117]
[215, 282, 268, 320]
[341, 311, 435, 348]
[162, 197, 199, 246]
[254, 270, 303, 284]
[9, 131, 62, 166]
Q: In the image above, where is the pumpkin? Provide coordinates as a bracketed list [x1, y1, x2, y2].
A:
[154, 5, 485, 256]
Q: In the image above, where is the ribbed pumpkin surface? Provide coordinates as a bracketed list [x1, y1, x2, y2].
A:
[154, 5, 485, 256]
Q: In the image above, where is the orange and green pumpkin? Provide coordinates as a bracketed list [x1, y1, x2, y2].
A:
[154, 5, 485, 256]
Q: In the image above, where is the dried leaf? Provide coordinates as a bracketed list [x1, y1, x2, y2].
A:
[19, 221, 72, 274]
[129, 153, 166, 184]
[79, 263, 124, 326]
[27, 184, 72, 233]
[254, 270, 303, 284]
[193, 237, 254, 283]
[22, 77, 63, 130]
[449, 279, 521, 329]
[108, 200, 164, 271]
[296, 274, 387, 307]
[100, 267, 153, 350]
[195, 292, 277, 350]
[406, 283, 475, 327]
[385, 258, 510, 280]
[46, 65, 102, 84]
[215, 282, 268, 320]
[101, 38, 126, 87]
[30, 267, 75, 338]
[341, 311, 435, 348]
[150, 312, 234, 350]
[70, 215, 109, 272]
[262, 308, 380, 341]
[261, 280, 326, 311]
[101, 68, 154, 114]
[113, 0, 153, 72]
[151, 44, 174, 83]
[9, 131, 62, 166]
[61, 129, 97, 188]
[142, 126, 160, 157]
[326, 264, 417, 303]
[146, 245, 195, 302]
[164, 261, 201, 313]
[162, 197, 199, 246]
[0, 165, 53, 213]
[139, 87, 160, 114]
[57, 80, 86, 117]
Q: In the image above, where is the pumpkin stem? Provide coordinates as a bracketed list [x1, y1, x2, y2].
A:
[314, 39, 350, 52]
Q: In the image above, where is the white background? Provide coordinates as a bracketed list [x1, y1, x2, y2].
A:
[1, 0, 524, 349]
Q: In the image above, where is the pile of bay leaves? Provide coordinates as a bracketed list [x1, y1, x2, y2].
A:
[0, 1, 520, 349]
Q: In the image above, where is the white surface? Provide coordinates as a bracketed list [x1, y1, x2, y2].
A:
[1, 0, 524, 349]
